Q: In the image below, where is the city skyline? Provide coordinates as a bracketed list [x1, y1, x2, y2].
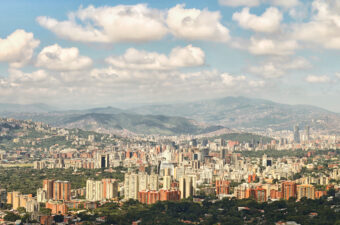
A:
[1, 0, 340, 112]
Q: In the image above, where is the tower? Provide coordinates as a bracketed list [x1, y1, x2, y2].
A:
[293, 125, 300, 143]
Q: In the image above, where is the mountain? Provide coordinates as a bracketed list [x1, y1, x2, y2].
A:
[0, 112, 226, 136]
[129, 96, 340, 131]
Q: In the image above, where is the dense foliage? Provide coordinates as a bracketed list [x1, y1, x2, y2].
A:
[0, 167, 125, 194]
[78, 195, 340, 225]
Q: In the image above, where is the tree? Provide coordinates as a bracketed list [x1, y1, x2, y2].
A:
[4, 212, 20, 222]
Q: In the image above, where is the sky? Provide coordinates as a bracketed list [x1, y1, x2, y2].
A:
[0, 0, 340, 111]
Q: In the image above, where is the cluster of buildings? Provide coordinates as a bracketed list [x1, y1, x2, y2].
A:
[0, 118, 339, 224]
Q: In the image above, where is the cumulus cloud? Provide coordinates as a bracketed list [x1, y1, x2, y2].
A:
[305, 75, 331, 83]
[0, 64, 265, 106]
[232, 7, 282, 33]
[249, 57, 310, 78]
[36, 44, 92, 71]
[37, 4, 167, 43]
[167, 4, 230, 42]
[270, 0, 300, 8]
[248, 37, 298, 55]
[293, 0, 340, 49]
[336, 72, 340, 79]
[220, 0, 299, 8]
[0, 30, 40, 68]
[37, 4, 231, 43]
[219, 0, 261, 7]
[105, 45, 205, 70]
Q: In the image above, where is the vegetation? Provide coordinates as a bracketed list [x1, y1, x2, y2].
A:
[0, 167, 125, 194]
[78, 195, 340, 225]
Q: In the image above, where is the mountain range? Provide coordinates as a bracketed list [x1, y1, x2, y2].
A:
[0, 96, 339, 135]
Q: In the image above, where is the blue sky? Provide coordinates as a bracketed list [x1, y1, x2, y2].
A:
[0, 0, 340, 111]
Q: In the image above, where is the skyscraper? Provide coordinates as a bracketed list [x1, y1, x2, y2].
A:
[294, 125, 300, 143]
[43, 179, 54, 200]
[53, 181, 71, 201]
[179, 175, 196, 199]
[305, 125, 310, 141]
[281, 181, 297, 200]
[86, 180, 103, 201]
[297, 184, 315, 200]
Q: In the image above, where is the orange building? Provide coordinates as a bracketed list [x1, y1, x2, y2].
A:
[45, 202, 68, 215]
[270, 189, 282, 200]
[315, 190, 327, 199]
[216, 180, 230, 195]
[281, 181, 297, 200]
[53, 181, 71, 201]
[43, 179, 55, 200]
[138, 190, 180, 204]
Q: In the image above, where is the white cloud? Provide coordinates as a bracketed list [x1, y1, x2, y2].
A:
[293, 0, 340, 49]
[249, 57, 310, 78]
[105, 45, 205, 70]
[248, 37, 298, 55]
[7, 69, 56, 86]
[0, 30, 40, 68]
[166, 4, 230, 42]
[336, 72, 340, 79]
[219, 0, 261, 7]
[37, 4, 167, 43]
[36, 44, 92, 71]
[270, 0, 300, 8]
[221, 73, 246, 86]
[37, 4, 231, 43]
[305, 75, 331, 83]
[219, 0, 299, 8]
[233, 7, 282, 33]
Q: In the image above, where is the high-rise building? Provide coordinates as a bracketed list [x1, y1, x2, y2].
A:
[293, 125, 300, 143]
[216, 179, 230, 195]
[102, 179, 118, 200]
[149, 174, 159, 191]
[53, 181, 71, 201]
[179, 175, 196, 199]
[43, 179, 54, 200]
[37, 188, 47, 203]
[297, 184, 315, 200]
[124, 173, 139, 200]
[163, 176, 172, 190]
[86, 180, 103, 201]
[138, 173, 149, 191]
[305, 125, 310, 141]
[281, 181, 297, 200]
[86, 179, 118, 201]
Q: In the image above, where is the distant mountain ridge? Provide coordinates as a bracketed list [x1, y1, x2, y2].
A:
[0, 111, 226, 136]
[129, 96, 340, 131]
[0, 96, 339, 133]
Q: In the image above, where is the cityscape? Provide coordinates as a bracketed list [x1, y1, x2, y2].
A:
[0, 0, 340, 225]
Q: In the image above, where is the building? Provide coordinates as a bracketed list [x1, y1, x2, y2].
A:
[149, 174, 159, 191]
[45, 201, 68, 215]
[216, 179, 230, 195]
[293, 125, 300, 144]
[297, 184, 315, 200]
[124, 173, 139, 200]
[281, 181, 297, 200]
[179, 175, 196, 199]
[102, 179, 118, 200]
[86, 180, 103, 201]
[37, 188, 47, 203]
[43, 179, 54, 200]
[138, 189, 180, 204]
[53, 181, 71, 201]
[163, 176, 172, 190]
